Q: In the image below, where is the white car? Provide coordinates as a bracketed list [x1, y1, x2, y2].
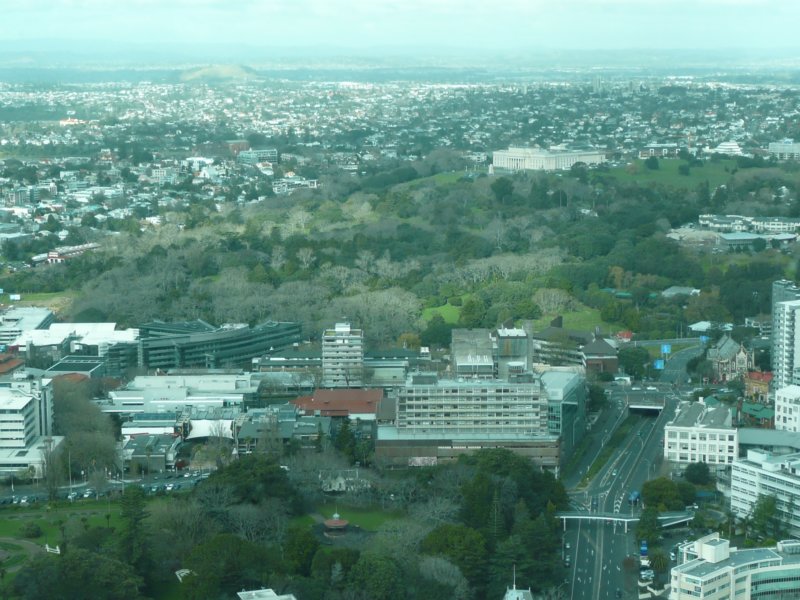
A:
[646, 386, 657, 391]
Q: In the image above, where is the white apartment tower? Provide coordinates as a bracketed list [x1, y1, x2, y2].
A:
[322, 323, 364, 388]
[772, 298, 800, 390]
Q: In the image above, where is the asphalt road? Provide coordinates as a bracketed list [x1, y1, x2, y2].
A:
[564, 378, 685, 599]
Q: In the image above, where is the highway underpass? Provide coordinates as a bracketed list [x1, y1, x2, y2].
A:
[556, 510, 693, 532]
[627, 397, 665, 414]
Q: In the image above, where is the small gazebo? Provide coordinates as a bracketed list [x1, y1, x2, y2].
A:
[323, 512, 349, 538]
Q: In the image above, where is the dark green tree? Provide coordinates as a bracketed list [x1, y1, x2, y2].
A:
[421, 523, 488, 593]
[284, 526, 320, 576]
[636, 506, 661, 544]
[684, 462, 711, 486]
[618, 346, 651, 380]
[346, 553, 402, 600]
[459, 296, 487, 328]
[491, 177, 514, 203]
[183, 534, 277, 600]
[117, 486, 150, 578]
[12, 548, 144, 600]
[751, 494, 782, 540]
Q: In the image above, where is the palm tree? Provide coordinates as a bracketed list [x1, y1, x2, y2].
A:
[649, 548, 669, 578]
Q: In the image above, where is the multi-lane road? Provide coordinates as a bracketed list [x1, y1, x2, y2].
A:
[563, 343, 702, 600]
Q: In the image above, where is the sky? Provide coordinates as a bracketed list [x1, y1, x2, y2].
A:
[2, 0, 799, 58]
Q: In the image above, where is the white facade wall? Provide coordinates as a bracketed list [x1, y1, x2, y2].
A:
[664, 424, 738, 466]
[668, 536, 800, 600]
[492, 147, 605, 171]
[396, 379, 548, 435]
[321, 323, 364, 388]
[730, 450, 800, 537]
[769, 140, 800, 160]
[775, 385, 800, 432]
[772, 300, 800, 390]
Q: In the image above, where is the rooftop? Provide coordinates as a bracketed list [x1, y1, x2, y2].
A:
[738, 427, 800, 451]
[671, 401, 732, 429]
[676, 547, 780, 579]
[293, 388, 383, 417]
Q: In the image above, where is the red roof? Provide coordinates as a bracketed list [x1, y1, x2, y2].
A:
[0, 356, 23, 375]
[292, 388, 383, 417]
[747, 371, 773, 383]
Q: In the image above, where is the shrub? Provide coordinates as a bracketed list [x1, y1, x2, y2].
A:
[19, 522, 42, 539]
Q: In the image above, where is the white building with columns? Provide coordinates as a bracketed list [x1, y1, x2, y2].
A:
[492, 147, 606, 171]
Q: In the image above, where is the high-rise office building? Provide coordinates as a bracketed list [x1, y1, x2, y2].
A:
[321, 323, 364, 388]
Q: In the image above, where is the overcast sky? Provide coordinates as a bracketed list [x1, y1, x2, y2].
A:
[2, 0, 799, 54]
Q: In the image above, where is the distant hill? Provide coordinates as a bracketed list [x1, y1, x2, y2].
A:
[179, 64, 259, 83]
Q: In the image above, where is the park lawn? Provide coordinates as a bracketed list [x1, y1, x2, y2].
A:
[422, 302, 461, 324]
[603, 158, 737, 189]
[530, 306, 619, 334]
[0, 502, 124, 542]
[14, 290, 76, 314]
[289, 514, 316, 529]
[315, 504, 403, 532]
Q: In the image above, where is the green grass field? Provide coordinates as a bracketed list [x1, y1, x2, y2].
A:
[0, 502, 124, 542]
[315, 504, 403, 532]
[530, 307, 618, 334]
[421, 302, 462, 324]
[603, 158, 737, 189]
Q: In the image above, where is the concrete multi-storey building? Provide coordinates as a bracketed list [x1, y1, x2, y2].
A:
[664, 401, 738, 468]
[670, 533, 800, 600]
[237, 148, 278, 164]
[451, 328, 496, 379]
[731, 450, 800, 537]
[769, 139, 800, 160]
[774, 385, 800, 432]
[376, 370, 584, 473]
[0, 307, 55, 345]
[492, 146, 605, 171]
[321, 323, 364, 388]
[137, 320, 301, 370]
[0, 374, 60, 476]
[394, 373, 548, 435]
